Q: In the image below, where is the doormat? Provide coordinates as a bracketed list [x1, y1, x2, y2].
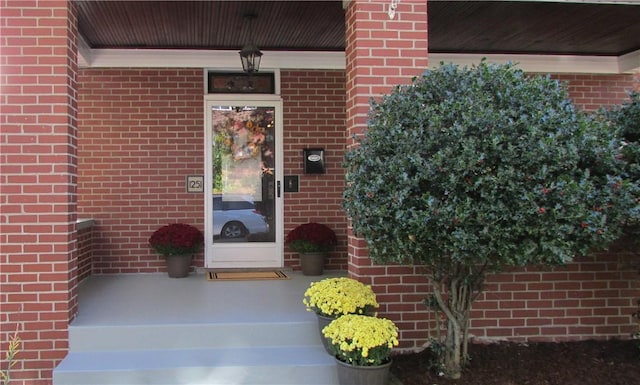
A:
[206, 270, 289, 281]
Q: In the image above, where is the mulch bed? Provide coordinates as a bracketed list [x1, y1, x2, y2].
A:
[391, 339, 639, 385]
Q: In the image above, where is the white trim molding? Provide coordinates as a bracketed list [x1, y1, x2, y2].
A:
[78, 48, 346, 71]
[429, 52, 640, 74]
[78, 47, 639, 74]
[619, 50, 640, 73]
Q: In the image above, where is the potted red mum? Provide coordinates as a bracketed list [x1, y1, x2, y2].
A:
[149, 223, 204, 278]
[285, 222, 337, 275]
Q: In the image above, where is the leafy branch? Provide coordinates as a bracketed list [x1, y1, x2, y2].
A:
[1, 329, 21, 385]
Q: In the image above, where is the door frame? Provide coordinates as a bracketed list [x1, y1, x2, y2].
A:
[204, 94, 284, 268]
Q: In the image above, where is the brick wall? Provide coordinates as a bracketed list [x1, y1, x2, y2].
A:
[343, 0, 431, 348]
[0, 1, 79, 383]
[343, 0, 429, 281]
[281, 70, 348, 271]
[471, 245, 638, 342]
[77, 68, 205, 273]
[77, 68, 351, 273]
[554, 73, 639, 110]
[366, 244, 638, 350]
[76, 221, 94, 282]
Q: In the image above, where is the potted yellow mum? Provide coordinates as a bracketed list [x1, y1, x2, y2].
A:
[303, 277, 378, 353]
[323, 314, 399, 385]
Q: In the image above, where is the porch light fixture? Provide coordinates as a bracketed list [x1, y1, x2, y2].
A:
[239, 14, 262, 74]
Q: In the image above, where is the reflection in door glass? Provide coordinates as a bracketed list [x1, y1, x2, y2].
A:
[211, 106, 276, 243]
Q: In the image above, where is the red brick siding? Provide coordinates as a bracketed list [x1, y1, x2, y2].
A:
[77, 69, 351, 273]
[554, 73, 638, 110]
[343, 0, 431, 348]
[76, 223, 93, 282]
[476, 245, 638, 341]
[281, 70, 348, 271]
[344, 0, 429, 280]
[1, 1, 79, 383]
[77, 68, 205, 274]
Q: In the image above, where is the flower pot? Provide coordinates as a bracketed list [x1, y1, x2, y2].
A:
[316, 313, 335, 354]
[335, 357, 392, 385]
[300, 252, 325, 276]
[165, 255, 192, 278]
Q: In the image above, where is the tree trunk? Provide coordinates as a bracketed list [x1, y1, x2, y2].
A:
[429, 266, 483, 379]
[443, 313, 463, 379]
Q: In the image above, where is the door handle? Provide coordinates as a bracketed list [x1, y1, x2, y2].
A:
[277, 181, 281, 198]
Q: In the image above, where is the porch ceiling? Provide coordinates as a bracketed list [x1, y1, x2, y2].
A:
[75, 1, 640, 57]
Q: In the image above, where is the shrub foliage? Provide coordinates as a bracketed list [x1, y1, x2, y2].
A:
[603, 91, 640, 235]
[343, 61, 636, 378]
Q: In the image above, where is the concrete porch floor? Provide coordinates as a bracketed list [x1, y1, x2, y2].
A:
[72, 269, 344, 327]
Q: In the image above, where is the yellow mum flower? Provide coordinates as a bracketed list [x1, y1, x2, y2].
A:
[303, 277, 378, 317]
[322, 314, 399, 367]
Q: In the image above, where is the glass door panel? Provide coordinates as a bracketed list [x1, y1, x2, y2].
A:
[205, 97, 283, 268]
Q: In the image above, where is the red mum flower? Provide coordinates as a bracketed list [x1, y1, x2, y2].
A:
[149, 223, 204, 257]
[285, 222, 337, 253]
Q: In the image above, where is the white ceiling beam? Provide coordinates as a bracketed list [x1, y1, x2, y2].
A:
[80, 49, 346, 70]
[429, 53, 636, 74]
[618, 49, 640, 73]
[78, 47, 637, 74]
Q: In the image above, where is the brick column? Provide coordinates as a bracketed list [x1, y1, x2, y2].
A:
[343, 0, 428, 348]
[1, 1, 79, 383]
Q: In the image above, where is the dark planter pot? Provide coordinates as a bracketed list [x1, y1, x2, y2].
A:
[299, 252, 325, 276]
[335, 357, 392, 385]
[316, 313, 335, 354]
[165, 255, 192, 278]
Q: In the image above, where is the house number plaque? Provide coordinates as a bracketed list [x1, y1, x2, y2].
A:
[186, 175, 204, 193]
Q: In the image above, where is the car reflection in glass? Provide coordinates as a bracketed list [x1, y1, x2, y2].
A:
[213, 195, 269, 240]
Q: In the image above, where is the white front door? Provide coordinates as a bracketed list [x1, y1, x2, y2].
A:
[204, 95, 283, 268]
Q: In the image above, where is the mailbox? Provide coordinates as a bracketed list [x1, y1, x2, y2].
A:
[303, 148, 325, 174]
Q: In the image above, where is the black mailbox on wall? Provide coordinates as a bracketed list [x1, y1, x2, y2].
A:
[303, 148, 325, 174]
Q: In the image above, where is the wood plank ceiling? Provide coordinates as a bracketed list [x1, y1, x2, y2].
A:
[75, 1, 640, 57]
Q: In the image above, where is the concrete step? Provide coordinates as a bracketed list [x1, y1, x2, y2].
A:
[53, 346, 338, 385]
[68, 321, 322, 351]
[54, 314, 339, 384]
[53, 273, 343, 385]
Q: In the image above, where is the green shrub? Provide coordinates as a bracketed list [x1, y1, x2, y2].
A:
[343, 60, 636, 378]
